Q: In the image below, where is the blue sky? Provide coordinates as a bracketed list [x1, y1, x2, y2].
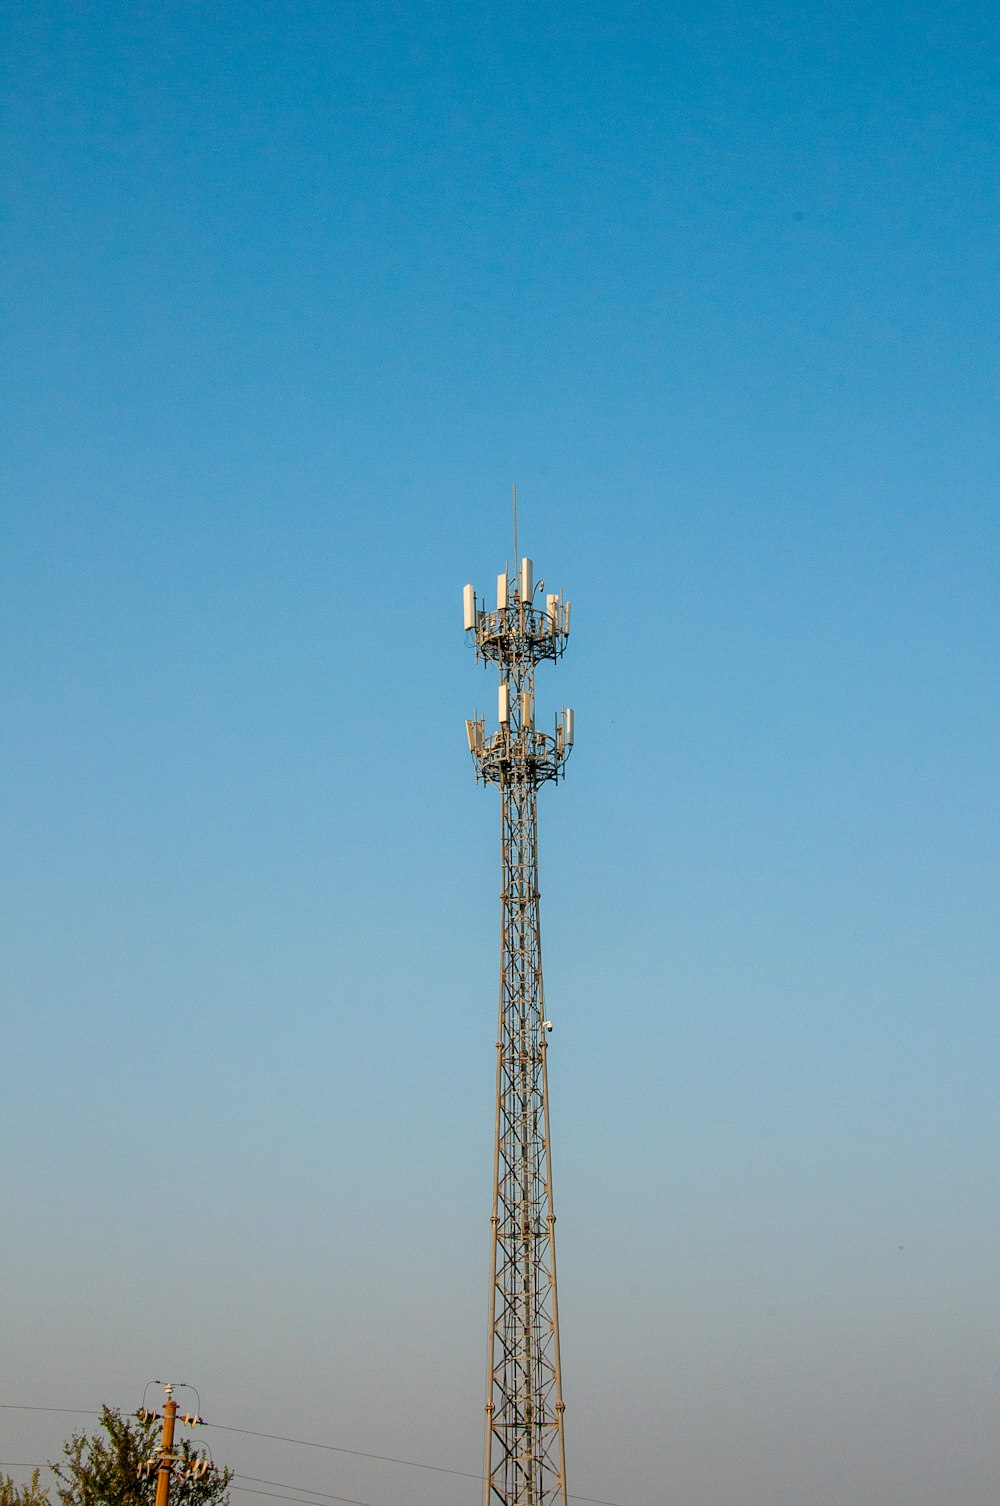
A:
[2, 3, 999, 1504]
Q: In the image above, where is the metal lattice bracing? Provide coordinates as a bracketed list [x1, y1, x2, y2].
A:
[463, 561, 574, 1506]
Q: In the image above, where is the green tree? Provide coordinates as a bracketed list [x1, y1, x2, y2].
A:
[0, 1469, 52, 1506]
[50, 1407, 231, 1506]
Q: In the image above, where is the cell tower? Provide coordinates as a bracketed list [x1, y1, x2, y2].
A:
[462, 547, 574, 1506]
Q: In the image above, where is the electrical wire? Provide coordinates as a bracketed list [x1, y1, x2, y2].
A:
[204, 1425, 480, 1482]
[233, 1484, 377, 1506]
[0, 1409, 99, 1419]
[0, 1407, 626, 1506]
[208, 1425, 626, 1506]
[0, 1467, 377, 1506]
[234, 1473, 384, 1503]
[0, 1465, 389, 1506]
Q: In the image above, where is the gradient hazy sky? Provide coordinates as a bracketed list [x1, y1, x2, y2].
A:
[3, 3, 999, 1505]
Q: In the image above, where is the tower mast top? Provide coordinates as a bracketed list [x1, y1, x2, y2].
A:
[462, 554, 573, 788]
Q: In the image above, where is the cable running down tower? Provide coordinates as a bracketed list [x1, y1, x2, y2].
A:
[463, 554, 574, 1506]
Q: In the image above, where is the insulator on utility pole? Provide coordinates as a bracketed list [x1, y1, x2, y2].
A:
[183, 1458, 213, 1481]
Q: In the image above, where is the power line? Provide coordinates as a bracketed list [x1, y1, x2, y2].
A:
[233, 1484, 378, 1506]
[215, 1425, 626, 1506]
[0, 1468, 379, 1506]
[234, 1473, 383, 1503]
[0, 1407, 625, 1506]
[0, 1408, 99, 1418]
[0, 1467, 376, 1506]
[204, 1424, 481, 1483]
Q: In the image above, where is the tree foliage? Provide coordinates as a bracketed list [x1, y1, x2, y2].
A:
[1, 1470, 52, 1506]
[50, 1407, 231, 1506]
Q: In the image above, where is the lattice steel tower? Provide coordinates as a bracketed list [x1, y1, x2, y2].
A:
[462, 551, 574, 1506]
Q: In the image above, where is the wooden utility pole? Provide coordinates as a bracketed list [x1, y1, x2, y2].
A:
[154, 1387, 177, 1506]
[136, 1383, 209, 1505]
